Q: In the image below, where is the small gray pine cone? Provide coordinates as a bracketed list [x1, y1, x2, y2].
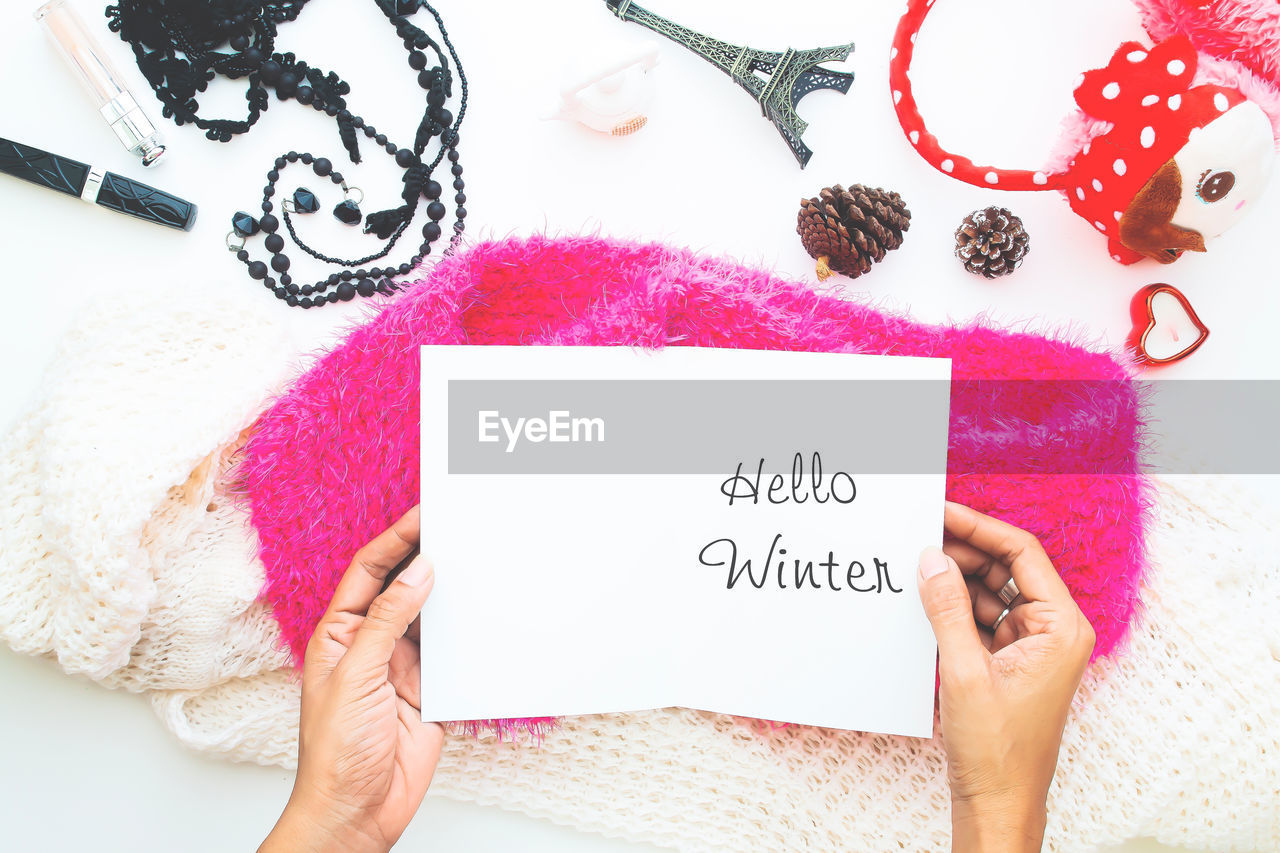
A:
[797, 184, 911, 281]
[955, 206, 1030, 279]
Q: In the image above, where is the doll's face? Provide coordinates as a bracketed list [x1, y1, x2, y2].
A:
[1170, 101, 1275, 239]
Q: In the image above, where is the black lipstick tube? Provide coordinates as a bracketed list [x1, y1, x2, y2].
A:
[0, 136, 196, 230]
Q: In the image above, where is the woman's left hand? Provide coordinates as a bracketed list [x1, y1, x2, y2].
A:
[261, 506, 443, 853]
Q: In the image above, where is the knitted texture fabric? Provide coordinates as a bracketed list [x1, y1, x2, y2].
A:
[0, 292, 296, 761]
[240, 235, 1151, 738]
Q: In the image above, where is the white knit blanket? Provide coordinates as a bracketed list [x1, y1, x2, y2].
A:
[2, 294, 1276, 851]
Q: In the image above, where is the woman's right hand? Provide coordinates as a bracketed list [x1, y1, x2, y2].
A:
[917, 501, 1097, 853]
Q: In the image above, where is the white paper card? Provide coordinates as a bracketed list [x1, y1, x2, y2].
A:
[418, 346, 951, 737]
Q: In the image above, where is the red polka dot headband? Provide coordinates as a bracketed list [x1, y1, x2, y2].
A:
[891, 0, 1256, 265]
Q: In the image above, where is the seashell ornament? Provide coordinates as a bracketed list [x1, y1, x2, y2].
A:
[547, 44, 660, 136]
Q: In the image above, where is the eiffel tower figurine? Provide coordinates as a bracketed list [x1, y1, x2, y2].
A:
[605, 0, 854, 167]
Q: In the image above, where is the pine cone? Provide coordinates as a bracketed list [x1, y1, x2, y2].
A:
[954, 206, 1030, 278]
[797, 184, 911, 281]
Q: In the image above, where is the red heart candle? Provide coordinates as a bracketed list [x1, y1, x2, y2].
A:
[1128, 283, 1210, 366]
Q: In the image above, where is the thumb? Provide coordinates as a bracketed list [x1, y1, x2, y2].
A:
[918, 546, 987, 678]
[347, 554, 435, 671]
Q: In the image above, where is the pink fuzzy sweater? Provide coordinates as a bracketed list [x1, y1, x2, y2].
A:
[1136, 0, 1280, 91]
[240, 236, 1150, 733]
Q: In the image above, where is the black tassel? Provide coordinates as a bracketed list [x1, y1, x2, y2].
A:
[337, 112, 360, 164]
[363, 205, 412, 240]
[414, 112, 438, 151]
[394, 19, 427, 45]
[401, 165, 427, 204]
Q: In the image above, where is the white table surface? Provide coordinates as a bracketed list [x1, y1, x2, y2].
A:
[1, 0, 1274, 849]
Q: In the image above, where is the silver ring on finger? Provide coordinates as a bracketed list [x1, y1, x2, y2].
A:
[992, 604, 1015, 633]
[997, 577, 1020, 606]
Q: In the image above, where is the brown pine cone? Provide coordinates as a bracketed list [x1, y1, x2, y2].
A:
[955, 206, 1031, 278]
[797, 184, 911, 281]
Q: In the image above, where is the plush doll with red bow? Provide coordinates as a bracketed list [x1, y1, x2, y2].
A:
[890, 0, 1279, 265]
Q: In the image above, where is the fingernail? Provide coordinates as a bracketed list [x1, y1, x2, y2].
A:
[395, 554, 433, 587]
[919, 546, 949, 580]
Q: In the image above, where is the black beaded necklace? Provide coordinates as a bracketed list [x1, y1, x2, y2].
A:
[105, 0, 467, 308]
